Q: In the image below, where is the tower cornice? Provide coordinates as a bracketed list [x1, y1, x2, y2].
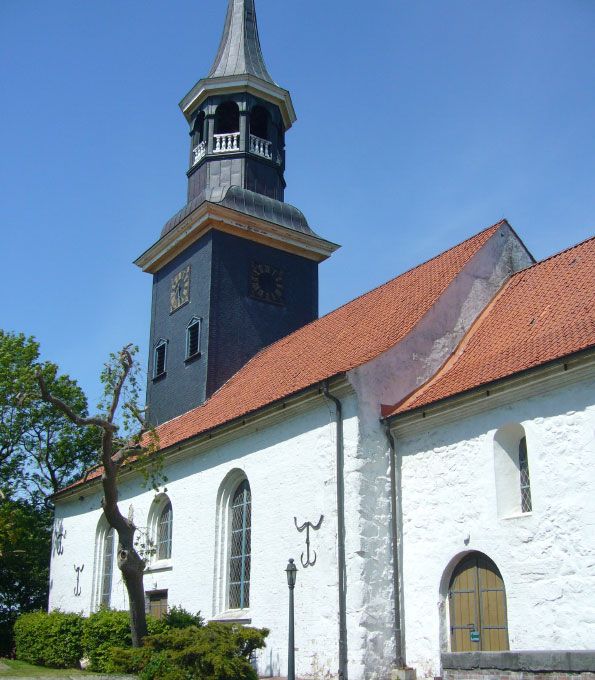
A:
[134, 201, 339, 274]
[179, 73, 296, 130]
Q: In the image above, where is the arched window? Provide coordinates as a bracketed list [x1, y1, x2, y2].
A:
[518, 436, 532, 513]
[100, 528, 115, 607]
[493, 423, 533, 517]
[190, 111, 205, 147]
[153, 339, 167, 378]
[157, 501, 173, 560]
[92, 518, 115, 610]
[250, 105, 269, 140]
[228, 479, 251, 609]
[448, 552, 508, 652]
[214, 101, 239, 134]
[148, 494, 173, 564]
[186, 317, 201, 359]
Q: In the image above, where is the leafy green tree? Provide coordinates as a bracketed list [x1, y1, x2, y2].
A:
[0, 332, 39, 492]
[0, 496, 52, 655]
[0, 331, 100, 501]
[0, 330, 100, 652]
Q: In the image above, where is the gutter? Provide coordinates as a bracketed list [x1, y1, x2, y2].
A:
[383, 421, 404, 667]
[323, 380, 348, 680]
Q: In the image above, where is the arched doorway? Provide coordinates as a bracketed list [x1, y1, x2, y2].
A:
[448, 552, 509, 651]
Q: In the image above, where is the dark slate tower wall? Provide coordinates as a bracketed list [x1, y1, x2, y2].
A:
[146, 234, 213, 425]
[206, 230, 318, 398]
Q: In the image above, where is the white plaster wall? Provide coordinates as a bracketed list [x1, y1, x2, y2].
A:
[396, 375, 595, 679]
[50, 396, 363, 680]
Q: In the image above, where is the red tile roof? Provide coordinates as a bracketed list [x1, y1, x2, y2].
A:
[385, 236, 595, 417]
[151, 221, 504, 450]
[60, 221, 504, 492]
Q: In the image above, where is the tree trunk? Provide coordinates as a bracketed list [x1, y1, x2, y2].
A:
[111, 512, 148, 646]
[118, 539, 148, 646]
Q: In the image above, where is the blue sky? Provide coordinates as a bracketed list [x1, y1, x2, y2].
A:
[1, 0, 593, 408]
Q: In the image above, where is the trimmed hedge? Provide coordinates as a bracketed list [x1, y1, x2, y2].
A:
[14, 607, 165, 671]
[13, 608, 264, 679]
[14, 610, 84, 668]
[82, 607, 167, 672]
[110, 622, 269, 680]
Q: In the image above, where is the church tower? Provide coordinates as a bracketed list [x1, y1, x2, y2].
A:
[135, 0, 338, 426]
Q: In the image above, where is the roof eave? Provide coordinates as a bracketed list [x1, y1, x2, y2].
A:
[383, 346, 595, 435]
[51, 373, 351, 503]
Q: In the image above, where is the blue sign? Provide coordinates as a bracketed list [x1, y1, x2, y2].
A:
[470, 631, 480, 642]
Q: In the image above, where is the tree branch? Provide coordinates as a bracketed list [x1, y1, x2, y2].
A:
[36, 370, 117, 432]
[107, 346, 134, 424]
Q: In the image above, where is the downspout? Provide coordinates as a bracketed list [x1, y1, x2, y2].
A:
[323, 380, 348, 680]
[383, 420, 404, 667]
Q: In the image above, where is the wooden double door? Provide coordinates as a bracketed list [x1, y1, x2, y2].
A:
[448, 553, 509, 651]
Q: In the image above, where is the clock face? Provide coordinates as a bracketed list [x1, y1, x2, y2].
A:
[170, 265, 190, 313]
[249, 262, 284, 305]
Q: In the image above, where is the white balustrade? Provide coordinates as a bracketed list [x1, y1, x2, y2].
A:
[192, 141, 206, 165]
[213, 132, 240, 153]
[249, 134, 272, 159]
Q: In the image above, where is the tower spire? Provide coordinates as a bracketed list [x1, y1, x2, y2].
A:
[207, 0, 275, 84]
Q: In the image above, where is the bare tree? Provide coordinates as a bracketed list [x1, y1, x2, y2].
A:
[37, 344, 159, 646]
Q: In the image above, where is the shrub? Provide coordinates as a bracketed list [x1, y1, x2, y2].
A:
[14, 610, 84, 668]
[162, 605, 204, 629]
[110, 622, 269, 680]
[82, 607, 167, 673]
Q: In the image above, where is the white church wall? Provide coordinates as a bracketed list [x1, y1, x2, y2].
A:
[394, 372, 595, 679]
[49, 393, 363, 680]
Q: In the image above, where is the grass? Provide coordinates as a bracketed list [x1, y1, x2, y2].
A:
[0, 658, 106, 677]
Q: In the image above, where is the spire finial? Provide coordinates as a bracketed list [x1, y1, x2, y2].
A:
[208, 0, 275, 84]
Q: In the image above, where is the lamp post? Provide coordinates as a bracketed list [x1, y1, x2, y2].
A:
[285, 558, 298, 680]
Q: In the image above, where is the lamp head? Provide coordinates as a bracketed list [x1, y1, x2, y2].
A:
[285, 558, 297, 587]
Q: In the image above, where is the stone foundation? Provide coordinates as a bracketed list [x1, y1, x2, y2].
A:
[441, 651, 595, 680]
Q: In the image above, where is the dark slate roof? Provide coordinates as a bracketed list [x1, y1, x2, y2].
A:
[207, 0, 275, 84]
[160, 185, 317, 238]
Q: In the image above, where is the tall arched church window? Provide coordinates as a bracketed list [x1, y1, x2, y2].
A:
[157, 501, 173, 560]
[229, 479, 251, 609]
[147, 494, 173, 565]
[100, 527, 115, 607]
[493, 423, 533, 517]
[448, 552, 508, 652]
[518, 436, 532, 513]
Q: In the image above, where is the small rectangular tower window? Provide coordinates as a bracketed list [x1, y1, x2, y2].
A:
[153, 340, 167, 377]
[186, 317, 201, 358]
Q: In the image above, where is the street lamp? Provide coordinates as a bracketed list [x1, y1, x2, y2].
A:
[285, 558, 298, 680]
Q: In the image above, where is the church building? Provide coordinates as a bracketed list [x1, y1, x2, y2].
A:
[48, 2, 595, 679]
